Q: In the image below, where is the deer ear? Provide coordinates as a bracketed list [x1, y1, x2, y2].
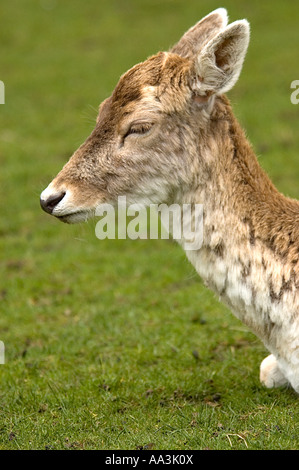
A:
[170, 8, 228, 59]
[191, 20, 250, 97]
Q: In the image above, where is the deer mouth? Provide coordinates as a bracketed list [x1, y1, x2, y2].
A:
[40, 184, 96, 224]
[55, 209, 93, 224]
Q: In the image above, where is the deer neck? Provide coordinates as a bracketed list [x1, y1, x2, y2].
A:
[182, 95, 299, 345]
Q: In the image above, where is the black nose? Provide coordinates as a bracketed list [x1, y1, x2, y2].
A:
[40, 191, 66, 214]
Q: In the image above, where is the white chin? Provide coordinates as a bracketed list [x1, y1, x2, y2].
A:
[55, 210, 92, 224]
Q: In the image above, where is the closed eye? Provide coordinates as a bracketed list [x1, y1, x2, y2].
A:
[124, 122, 154, 139]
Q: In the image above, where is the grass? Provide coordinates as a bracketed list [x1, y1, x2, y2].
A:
[0, 0, 298, 450]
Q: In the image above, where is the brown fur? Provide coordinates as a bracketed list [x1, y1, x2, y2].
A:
[208, 95, 299, 269]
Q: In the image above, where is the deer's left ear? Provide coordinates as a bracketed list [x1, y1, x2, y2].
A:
[190, 20, 250, 97]
[171, 8, 228, 59]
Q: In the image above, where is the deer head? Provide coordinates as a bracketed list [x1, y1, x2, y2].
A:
[40, 8, 249, 223]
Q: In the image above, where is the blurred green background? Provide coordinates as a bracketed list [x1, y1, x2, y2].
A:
[0, 0, 298, 450]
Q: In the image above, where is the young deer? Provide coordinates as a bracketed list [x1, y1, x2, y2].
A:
[40, 9, 299, 393]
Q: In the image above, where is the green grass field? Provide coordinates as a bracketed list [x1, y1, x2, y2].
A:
[0, 0, 298, 450]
